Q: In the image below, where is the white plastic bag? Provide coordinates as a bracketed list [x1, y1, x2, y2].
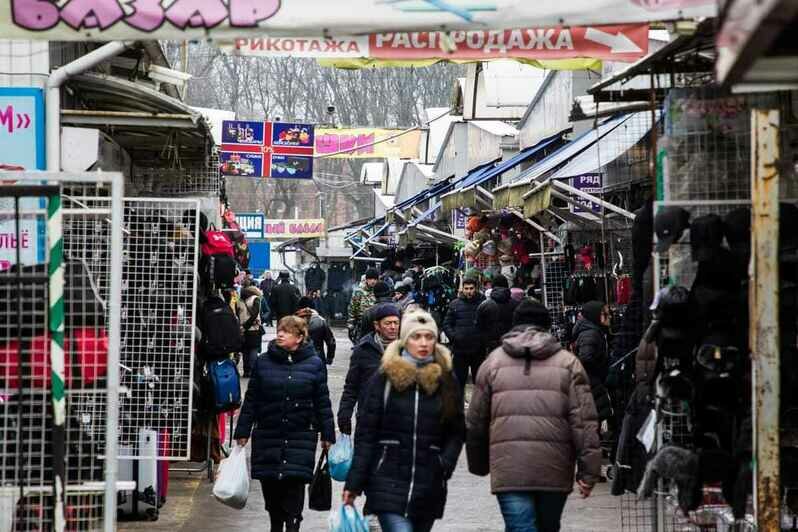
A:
[212, 444, 250, 509]
[328, 505, 369, 532]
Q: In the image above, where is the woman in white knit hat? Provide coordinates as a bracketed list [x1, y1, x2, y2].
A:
[343, 310, 465, 532]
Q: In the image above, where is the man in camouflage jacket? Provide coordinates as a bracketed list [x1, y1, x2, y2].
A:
[347, 268, 379, 341]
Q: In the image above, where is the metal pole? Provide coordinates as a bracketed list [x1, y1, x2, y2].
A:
[47, 190, 66, 532]
[539, 233, 548, 307]
[104, 173, 124, 532]
[751, 109, 781, 531]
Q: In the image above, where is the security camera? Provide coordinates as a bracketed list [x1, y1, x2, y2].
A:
[326, 105, 336, 115]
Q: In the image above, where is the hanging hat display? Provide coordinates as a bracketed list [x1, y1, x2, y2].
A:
[499, 254, 515, 265]
[497, 237, 513, 255]
[464, 240, 481, 258]
[466, 216, 483, 235]
[482, 240, 497, 256]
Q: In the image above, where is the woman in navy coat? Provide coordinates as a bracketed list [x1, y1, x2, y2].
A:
[235, 316, 335, 532]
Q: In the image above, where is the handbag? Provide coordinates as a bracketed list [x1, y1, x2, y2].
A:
[308, 449, 332, 511]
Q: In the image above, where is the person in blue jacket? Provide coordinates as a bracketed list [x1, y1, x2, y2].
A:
[235, 315, 335, 532]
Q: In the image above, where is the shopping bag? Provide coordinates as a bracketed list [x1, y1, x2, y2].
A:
[328, 505, 369, 532]
[212, 444, 249, 509]
[309, 450, 332, 511]
[328, 434, 353, 482]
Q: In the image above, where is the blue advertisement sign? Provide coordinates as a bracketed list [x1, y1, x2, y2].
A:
[219, 151, 263, 177]
[271, 154, 314, 180]
[221, 120, 265, 145]
[272, 122, 315, 147]
[0, 88, 45, 170]
[570, 173, 603, 214]
[249, 240, 271, 276]
[237, 213, 265, 239]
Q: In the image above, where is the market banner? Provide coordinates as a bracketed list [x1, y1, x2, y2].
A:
[220, 120, 315, 179]
[264, 219, 326, 239]
[233, 25, 650, 63]
[315, 128, 421, 159]
[0, 1, 715, 41]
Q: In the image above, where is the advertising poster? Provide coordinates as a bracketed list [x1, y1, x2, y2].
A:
[263, 219, 326, 239]
[272, 122, 314, 147]
[221, 120, 265, 145]
[315, 128, 421, 159]
[570, 173, 603, 213]
[236, 213, 266, 239]
[219, 151, 264, 177]
[220, 120, 315, 179]
[0, 87, 45, 170]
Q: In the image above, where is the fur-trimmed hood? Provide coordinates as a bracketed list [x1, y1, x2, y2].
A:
[380, 340, 453, 395]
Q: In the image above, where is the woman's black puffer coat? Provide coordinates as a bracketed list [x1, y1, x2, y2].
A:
[572, 305, 612, 421]
[233, 340, 336, 482]
[345, 341, 465, 521]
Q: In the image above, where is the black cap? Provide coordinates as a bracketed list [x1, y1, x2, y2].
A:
[723, 208, 751, 251]
[513, 298, 552, 329]
[690, 214, 725, 262]
[373, 281, 392, 299]
[297, 296, 314, 310]
[652, 285, 690, 328]
[365, 268, 379, 280]
[278, 271, 290, 279]
[654, 206, 690, 253]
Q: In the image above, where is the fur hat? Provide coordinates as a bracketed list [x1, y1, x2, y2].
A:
[399, 309, 438, 346]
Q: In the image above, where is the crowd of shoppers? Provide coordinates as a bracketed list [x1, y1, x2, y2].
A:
[232, 269, 609, 532]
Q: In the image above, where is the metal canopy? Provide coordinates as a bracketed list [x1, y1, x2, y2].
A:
[62, 73, 212, 162]
[587, 22, 716, 96]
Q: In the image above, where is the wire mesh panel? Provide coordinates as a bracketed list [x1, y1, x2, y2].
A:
[131, 155, 221, 197]
[118, 199, 199, 461]
[0, 172, 123, 532]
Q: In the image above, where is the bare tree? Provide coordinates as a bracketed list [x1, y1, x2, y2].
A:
[176, 42, 462, 226]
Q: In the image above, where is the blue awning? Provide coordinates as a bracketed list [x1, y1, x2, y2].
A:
[457, 133, 562, 191]
[505, 113, 634, 188]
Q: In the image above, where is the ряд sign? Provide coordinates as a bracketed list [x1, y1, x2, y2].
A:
[570, 173, 603, 214]
[0, 88, 44, 170]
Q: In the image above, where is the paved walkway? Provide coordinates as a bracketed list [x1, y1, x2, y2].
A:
[122, 328, 622, 532]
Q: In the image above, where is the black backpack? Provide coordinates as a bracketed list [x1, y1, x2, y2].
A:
[200, 254, 237, 289]
[199, 296, 242, 360]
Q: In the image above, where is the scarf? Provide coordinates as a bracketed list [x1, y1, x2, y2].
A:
[401, 348, 434, 368]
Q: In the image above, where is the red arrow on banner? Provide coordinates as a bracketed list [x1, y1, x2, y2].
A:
[23, 113, 30, 128]
[13, 112, 31, 130]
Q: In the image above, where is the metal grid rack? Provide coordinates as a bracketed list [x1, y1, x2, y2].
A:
[130, 154, 221, 197]
[0, 173, 123, 532]
[117, 199, 200, 461]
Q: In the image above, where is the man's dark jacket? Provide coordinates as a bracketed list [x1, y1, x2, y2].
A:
[443, 293, 485, 356]
[475, 287, 519, 353]
[337, 332, 384, 434]
[269, 280, 301, 321]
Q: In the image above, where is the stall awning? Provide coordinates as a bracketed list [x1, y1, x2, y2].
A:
[523, 183, 552, 217]
[492, 113, 636, 209]
[550, 111, 655, 179]
[441, 133, 562, 214]
[61, 73, 212, 164]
